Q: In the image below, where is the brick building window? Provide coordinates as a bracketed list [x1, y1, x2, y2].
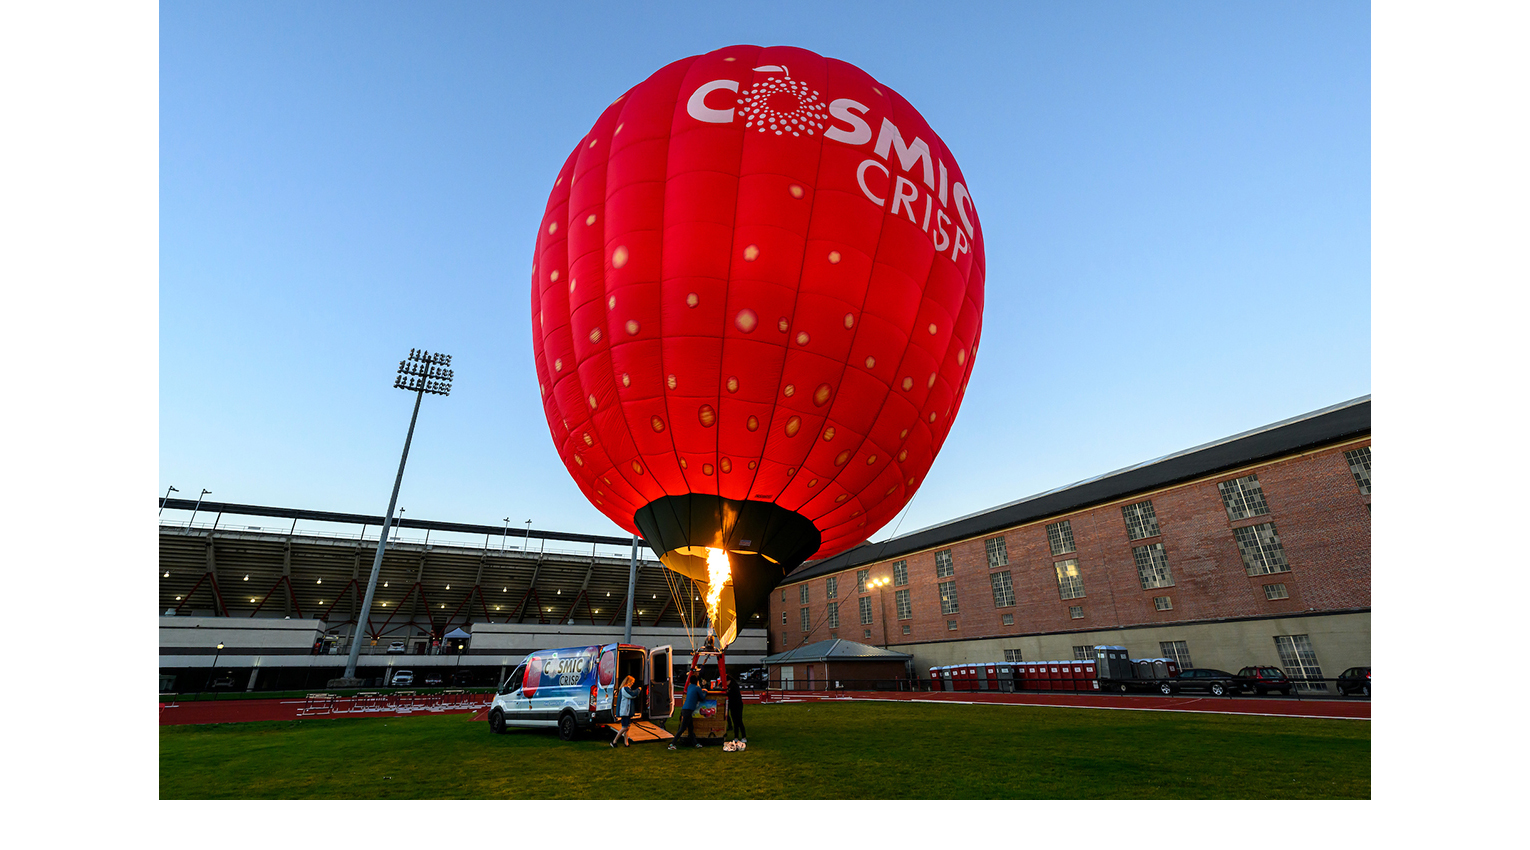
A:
[939, 580, 959, 614]
[1005, 649, 1023, 662]
[947, 620, 958, 631]
[895, 589, 912, 620]
[825, 576, 838, 599]
[826, 602, 839, 630]
[1275, 634, 1327, 692]
[1218, 474, 1271, 520]
[799, 584, 810, 604]
[1264, 583, 1290, 600]
[856, 569, 869, 593]
[1001, 613, 1015, 625]
[1122, 500, 1161, 540]
[1234, 523, 1291, 575]
[1133, 542, 1175, 589]
[799, 607, 810, 632]
[1055, 559, 1085, 600]
[1069, 605, 1084, 619]
[934, 549, 954, 578]
[859, 596, 874, 625]
[1160, 640, 1193, 669]
[892, 560, 908, 586]
[1072, 645, 1092, 660]
[991, 571, 1015, 607]
[1153, 596, 1172, 611]
[902, 624, 911, 634]
[1345, 447, 1371, 495]
[985, 536, 1008, 567]
[864, 629, 873, 640]
[781, 611, 787, 625]
[1046, 520, 1077, 555]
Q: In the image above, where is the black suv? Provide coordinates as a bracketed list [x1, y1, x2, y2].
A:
[1235, 666, 1293, 695]
[1159, 668, 1238, 696]
[1337, 666, 1371, 696]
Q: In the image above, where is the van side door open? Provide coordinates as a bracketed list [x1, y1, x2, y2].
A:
[648, 645, 673, 721]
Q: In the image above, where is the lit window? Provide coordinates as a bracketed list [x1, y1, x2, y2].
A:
[1055, 559, 1085, 600]
[1046, 520, 1076, 556]
[939, 581, 959, 614]
[825, 576, 838, 599]
[1218, 474, 1271, 521]
[1121, 500, 1161, 540]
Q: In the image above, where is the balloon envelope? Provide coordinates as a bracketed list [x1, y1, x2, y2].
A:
[530, 45, 986, 642]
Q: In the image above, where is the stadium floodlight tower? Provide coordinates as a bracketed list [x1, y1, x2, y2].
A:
[338, 348, 452, 684]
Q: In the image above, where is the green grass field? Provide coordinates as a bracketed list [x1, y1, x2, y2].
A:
[159, 701, 1369, 799]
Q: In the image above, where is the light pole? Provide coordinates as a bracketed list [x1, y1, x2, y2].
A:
[393, 508, 405, 541]
[502, 517, 511, 551]
[187, 489, 211, 527]
[159, 485, 178, 516]
[340, 348, 453, 683]
[524, 519, 532, 551]
[204, 641, 224, 697]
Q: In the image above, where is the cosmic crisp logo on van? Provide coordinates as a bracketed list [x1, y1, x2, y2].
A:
[548, 655, 589, 686]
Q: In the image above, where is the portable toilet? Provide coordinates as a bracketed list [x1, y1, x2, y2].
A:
[1164, 658, 1181, 678]
[1037, 662, 1053, 691]
[942, 666, 954, 692]
[1134, 659, 1155, 681]
[997, 664, 1014, 693]
[1066, 662, 1083, 691]
[1095, 646, 1133, 681]
[1151, 658, 1170, 679]
[1082, 660, 1099, 689]
[982, 664, 997, 691]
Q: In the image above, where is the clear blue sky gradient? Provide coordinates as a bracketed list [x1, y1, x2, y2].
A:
[159, 1, 1370, 545]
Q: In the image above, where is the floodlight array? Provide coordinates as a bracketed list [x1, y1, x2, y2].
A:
[395, 348, 454, 396]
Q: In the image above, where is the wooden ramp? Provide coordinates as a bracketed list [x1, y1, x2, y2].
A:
[600, 719, 673, 744]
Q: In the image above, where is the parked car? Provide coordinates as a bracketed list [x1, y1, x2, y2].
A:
[1158, 668, 1238, 696]
[740, 667, 769, 689]
[392, 670, 414, 686]
[386, 641, 407, 654]
[1337, 666, 1371, 696]
[423, 672, 444, 686]
[1235, 666, 1293, 695]
[210, 673, 237, 689]
[451, 670, 474, 687]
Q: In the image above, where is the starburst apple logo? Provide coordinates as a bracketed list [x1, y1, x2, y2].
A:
[736, 65, 828, 137]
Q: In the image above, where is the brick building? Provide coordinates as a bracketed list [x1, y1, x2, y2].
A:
[767, 397, 1371, 686]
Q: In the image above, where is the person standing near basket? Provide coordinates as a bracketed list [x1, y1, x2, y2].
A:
[611, 675, 642, 748]
[669, 669, 705, 749]
[725, 673, 747, 747]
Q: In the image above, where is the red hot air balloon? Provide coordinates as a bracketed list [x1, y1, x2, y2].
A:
[530, 45, 984, 646]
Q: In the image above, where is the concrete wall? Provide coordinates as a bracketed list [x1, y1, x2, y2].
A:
[159, 616, 324, 654]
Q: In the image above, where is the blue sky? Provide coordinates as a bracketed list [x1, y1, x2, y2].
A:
[158, 0, 1370, 544]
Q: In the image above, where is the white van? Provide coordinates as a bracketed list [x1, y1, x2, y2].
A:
[488, 642, 674, 740]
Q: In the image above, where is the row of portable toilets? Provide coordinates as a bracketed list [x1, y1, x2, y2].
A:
[931, 661, 1099, 692]
[931, 655, 1184, 692]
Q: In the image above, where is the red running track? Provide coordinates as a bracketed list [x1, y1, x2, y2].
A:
[161, 689, 1366, 726]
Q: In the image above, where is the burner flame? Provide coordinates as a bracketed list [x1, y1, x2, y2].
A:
[705, 547, 731, 628]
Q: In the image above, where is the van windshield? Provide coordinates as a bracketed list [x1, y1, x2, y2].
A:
[501, 665, 525, 694]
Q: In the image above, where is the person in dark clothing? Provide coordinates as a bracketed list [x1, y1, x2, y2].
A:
[611, 675, 642, 748]
[725, 673, 747, 745]
[669, 670, 706, 749]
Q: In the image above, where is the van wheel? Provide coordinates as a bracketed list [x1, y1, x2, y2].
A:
[557, 711, 580, 742]
[489, 709, 505, 734]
